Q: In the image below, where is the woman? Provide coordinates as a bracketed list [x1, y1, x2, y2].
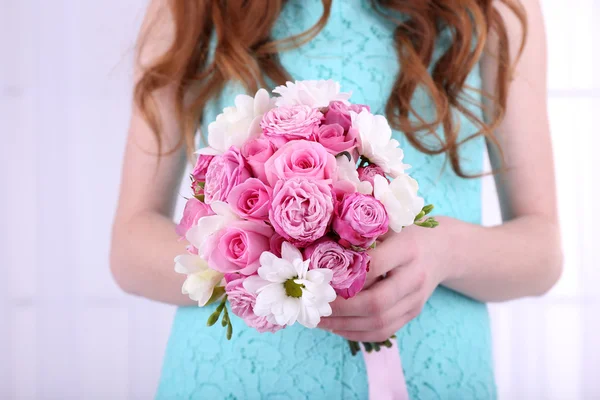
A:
[110, 0, 562, 398]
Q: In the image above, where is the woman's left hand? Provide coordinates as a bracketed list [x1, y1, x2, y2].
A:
[318, 222, 450, 342]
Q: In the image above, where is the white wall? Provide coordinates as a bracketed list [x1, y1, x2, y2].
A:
[1, 1, 598, 399]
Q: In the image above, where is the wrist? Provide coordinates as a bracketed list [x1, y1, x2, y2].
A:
[430, 216, 473, 284]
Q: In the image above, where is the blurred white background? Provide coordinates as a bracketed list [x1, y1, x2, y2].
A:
[1, 0, 599, 399]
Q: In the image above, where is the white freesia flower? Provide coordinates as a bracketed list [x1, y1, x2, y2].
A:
[185, 201, 240, 257]
[351, 109, 410, 177]
[336, 155, 373, 194]
[174, 254, 223, 307]
[273, 80, 352, 108]
[373, 174, 424, 232]
[198, 89, 274, 156]
[243, 242, 336, 329]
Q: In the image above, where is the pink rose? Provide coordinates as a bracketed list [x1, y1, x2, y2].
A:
[333, 192, 389, 249]
[227, 178, 272, 222]
[324, 101, 370, 131]
[205, 221, 273, 275]
[269, 234, 286, 257]
[305, 238, 370, 299]
[192, 154, 214, 181]
[204, 147, 251, 204]
[264, 140, 337, 186]
[260, 105, 323, 147]
[269, 178, 334, 247]
[314, 123, 357, 155]
[225, 274, 282, 333]
[357, 164, 387, 187]
[175, 197, 214, 237]
[241, 137, 275, 184]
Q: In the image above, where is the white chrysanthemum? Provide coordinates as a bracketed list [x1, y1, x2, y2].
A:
[174, 254, 223, 306]
[373, 174, 424, 232]
[243, 242, 336, 329]
[336, 155, 373, 194]
[351, 109, 410, 177]
[198, 89, 274, 156]
[185, 201, 240, 257]
[273, 80, 352, 108]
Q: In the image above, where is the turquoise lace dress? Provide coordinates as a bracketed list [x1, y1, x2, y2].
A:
[156, 1, 495, 399]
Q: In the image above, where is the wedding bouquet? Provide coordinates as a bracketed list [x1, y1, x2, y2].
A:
[174, 80, 437, 353]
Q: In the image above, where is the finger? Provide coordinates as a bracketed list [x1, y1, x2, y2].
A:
[332, 291, 424, 341]
[322, 285, 423, 332]
[319, 297, 405, 332]
[329, 268, 416, 317]
[366, 235, 415, 282]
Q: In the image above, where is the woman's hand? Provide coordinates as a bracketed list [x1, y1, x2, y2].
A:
[318, 223, 450, 342]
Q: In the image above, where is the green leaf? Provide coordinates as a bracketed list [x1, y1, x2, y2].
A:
[363, 342, 373, 353]
[383, 339, 393, 348]
[347, 340, 360, 356]
[204, 287, 226, 306]
[372, 342, 381, 352]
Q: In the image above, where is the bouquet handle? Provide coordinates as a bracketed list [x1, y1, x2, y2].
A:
[362, 339, 409, 400]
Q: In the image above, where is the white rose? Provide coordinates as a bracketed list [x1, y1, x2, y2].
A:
[198, 89, 274, 156]
[335, 155, 373, 195]
[373, 174, 424, 232]
[351, 109, 410, 177]
[185, 201, 240, 257]
[272, 79, 351, 108]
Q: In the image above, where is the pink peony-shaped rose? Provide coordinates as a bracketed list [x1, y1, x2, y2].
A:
[204, 146, 251, 204]
[357, 164, 387, 187]
[305, 238, 370, 299]
[227, 178, 272, 222]
[225, 274, 283, 333]
[269, 233, 286, 258]
[241, 137, 275, 183]
[264, 140, 337, 186]
[333, 192, 389, 249]
[260, 105, 323, 147]
[269, 178, 334, 247]
[175, 197, 214, 237]
[192, 154, 214, 181]
[314, 123, 357, 155]
[324, 101, 370, 131]
[204, 221, 273, 275]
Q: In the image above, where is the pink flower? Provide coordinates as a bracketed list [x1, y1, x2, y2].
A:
[333, 192, 389, 249]
[269, 178, 334, 247]
[314, 123, 357, 155]
[269, 234, 286, 258]
[357, 164, 387, 187]
[241, 137, 275, 184]
[305, 238, 370, 299]
[175, 197, 214, 237]
[264, 140, 337, 186]
[192, 154, 214, 181]
[324, 101, 370, 131]
[204, 221, 273, 275]
[204, 147, 251, 204]
[260, 105, 323, 147]
[227, 178, 272, 222]
[225, 274, 283, 333]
